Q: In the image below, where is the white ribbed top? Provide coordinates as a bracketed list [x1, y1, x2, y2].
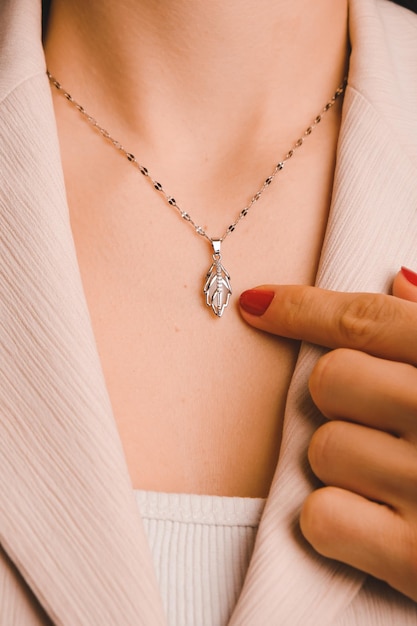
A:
[135, 491, 266, 626]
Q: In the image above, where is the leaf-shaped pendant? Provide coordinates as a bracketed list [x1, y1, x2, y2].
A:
[203, 240, 232, 317]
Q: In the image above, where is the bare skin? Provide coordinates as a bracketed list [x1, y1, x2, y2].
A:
[43, 0, 349, 497]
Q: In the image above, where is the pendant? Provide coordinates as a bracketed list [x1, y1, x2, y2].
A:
[203, 240, 232, 317]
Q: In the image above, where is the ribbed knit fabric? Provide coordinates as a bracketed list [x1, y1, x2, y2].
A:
[135, 491, 266, 626]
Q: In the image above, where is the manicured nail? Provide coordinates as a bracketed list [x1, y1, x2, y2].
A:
[239, 289, 275, 316]
[401, 266, 417, 286]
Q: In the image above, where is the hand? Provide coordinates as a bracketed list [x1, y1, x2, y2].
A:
[239, 267, 417, 602]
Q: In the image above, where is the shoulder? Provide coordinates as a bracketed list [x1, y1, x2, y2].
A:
[0, 1, 45, 105]
[378, 0, 417, 108]
[376, 0, 417, 43]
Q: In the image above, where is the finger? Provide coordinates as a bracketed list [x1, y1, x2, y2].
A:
[239, 285, 417, 365]
[300, 487, 417, 602]
[308, 421, 417, 511]
[392, 267, 417, 303]
[309, 349, 417, 438]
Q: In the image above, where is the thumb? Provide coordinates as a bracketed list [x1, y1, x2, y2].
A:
[392, 267, 417, 302]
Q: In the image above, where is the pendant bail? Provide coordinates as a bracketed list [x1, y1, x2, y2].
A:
[212, 239, 222, 256]
[203, 240, 232, 318]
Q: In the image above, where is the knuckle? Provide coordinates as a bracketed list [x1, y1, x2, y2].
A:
[338, 293, 396, 348]
[281, 286, 311, 333]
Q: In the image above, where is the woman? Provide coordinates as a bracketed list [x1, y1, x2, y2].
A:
[1, 0, 417, 623]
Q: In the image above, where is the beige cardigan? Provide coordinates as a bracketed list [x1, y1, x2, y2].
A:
[1, 0, 417, 624]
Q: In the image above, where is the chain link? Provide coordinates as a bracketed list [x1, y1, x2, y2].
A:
[47, 71, 346, 244]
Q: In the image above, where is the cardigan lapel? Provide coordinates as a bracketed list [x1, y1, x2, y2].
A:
[0, 1, 166, 624]
[230, 0, 417, 624]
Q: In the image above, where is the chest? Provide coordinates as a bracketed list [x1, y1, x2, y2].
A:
[59, 112, 341, 497]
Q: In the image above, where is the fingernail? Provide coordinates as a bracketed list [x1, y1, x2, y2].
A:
[239, 289, 275, 316]
[401, 266, 417, 286]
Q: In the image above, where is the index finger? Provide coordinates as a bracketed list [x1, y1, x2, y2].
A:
[239, 285, 417, 366]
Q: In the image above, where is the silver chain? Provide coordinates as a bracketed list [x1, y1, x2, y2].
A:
[47, 71, 347, 245]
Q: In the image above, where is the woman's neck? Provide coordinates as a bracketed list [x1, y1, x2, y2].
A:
[44, 0, 348, 165]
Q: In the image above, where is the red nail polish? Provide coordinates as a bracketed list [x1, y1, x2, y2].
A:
[239, 289, 275, 316]
[401, 266, 417, 286]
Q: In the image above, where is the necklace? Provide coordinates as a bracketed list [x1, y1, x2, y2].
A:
[47, 71, 346, 317]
